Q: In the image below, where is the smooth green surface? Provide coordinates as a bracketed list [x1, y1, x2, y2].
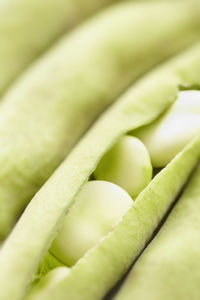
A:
[2, 1, 199, 239]
[0, 0, 117, 96]
[94, 136, 152, 197]
[135, 90, 200, 167]
[50, 181, 133, 266]
[1, 43, 200, 300]
[115, 164, 200, 300]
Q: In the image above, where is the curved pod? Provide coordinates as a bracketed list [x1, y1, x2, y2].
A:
[0, 0, 117, 95]
[1, 1, 200, 239]
[1, 42, 200, 300]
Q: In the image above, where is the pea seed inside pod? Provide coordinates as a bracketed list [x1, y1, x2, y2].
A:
[50, 180, 133, 267]
[134, 90, 200, 167]
[94, 135, 153, 197]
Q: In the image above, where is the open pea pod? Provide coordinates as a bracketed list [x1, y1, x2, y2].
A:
[0, 0, 118, 96]
[114, 164, 200, 300]
[1, 1, 200, 240]
[27, 138, 200, 300]
[1, 42, 200, 300]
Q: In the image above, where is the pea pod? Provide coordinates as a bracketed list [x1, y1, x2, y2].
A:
[114, 164, 200, 300]
[1, 41, 200, 300]
[1, 1, 200, 239]
[28, 139, 200, 300]
[94, 136, 152, 197]
[0, 0, 117, 96]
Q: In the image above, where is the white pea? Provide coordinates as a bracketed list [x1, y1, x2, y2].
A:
[94, 136, 152, 197]
[50, 181, 133, 267]
[134, 90, 200, 167]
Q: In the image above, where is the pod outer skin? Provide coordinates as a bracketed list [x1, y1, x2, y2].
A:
[0, 0, 117, 96]
[115, 164, 200, 300]
[1, 42, 200, 300]
[1, 1, 200, 239]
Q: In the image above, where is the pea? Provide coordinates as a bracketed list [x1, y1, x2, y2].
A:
[134, 90, 200, 167]
[50, 181, 133, 266]
[94, 136, 152, 197]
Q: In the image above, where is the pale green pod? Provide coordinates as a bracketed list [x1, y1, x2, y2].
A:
[50, 180, 133, 266]
[1, 43, 200, 300]
[134, 90, 200, 167]
[27, 140, 200, 300]
[114, 164, 200, 300]
[0, 0, 117, 96]
[1, 1, 200, 239]
[94, 136, 152, 197]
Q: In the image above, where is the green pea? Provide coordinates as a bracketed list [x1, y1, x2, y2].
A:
[134, 90, 200, 167]
[94, 135, 152, 197]
[50, 180, 133, 267]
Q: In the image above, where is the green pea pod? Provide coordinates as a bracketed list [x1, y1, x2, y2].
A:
[0, 0, 117, 96]
[114, 164, 200, 300]
[1, 41, 200, 300]
[1, 1, 200, 240]
[26, 139, 200, 300]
